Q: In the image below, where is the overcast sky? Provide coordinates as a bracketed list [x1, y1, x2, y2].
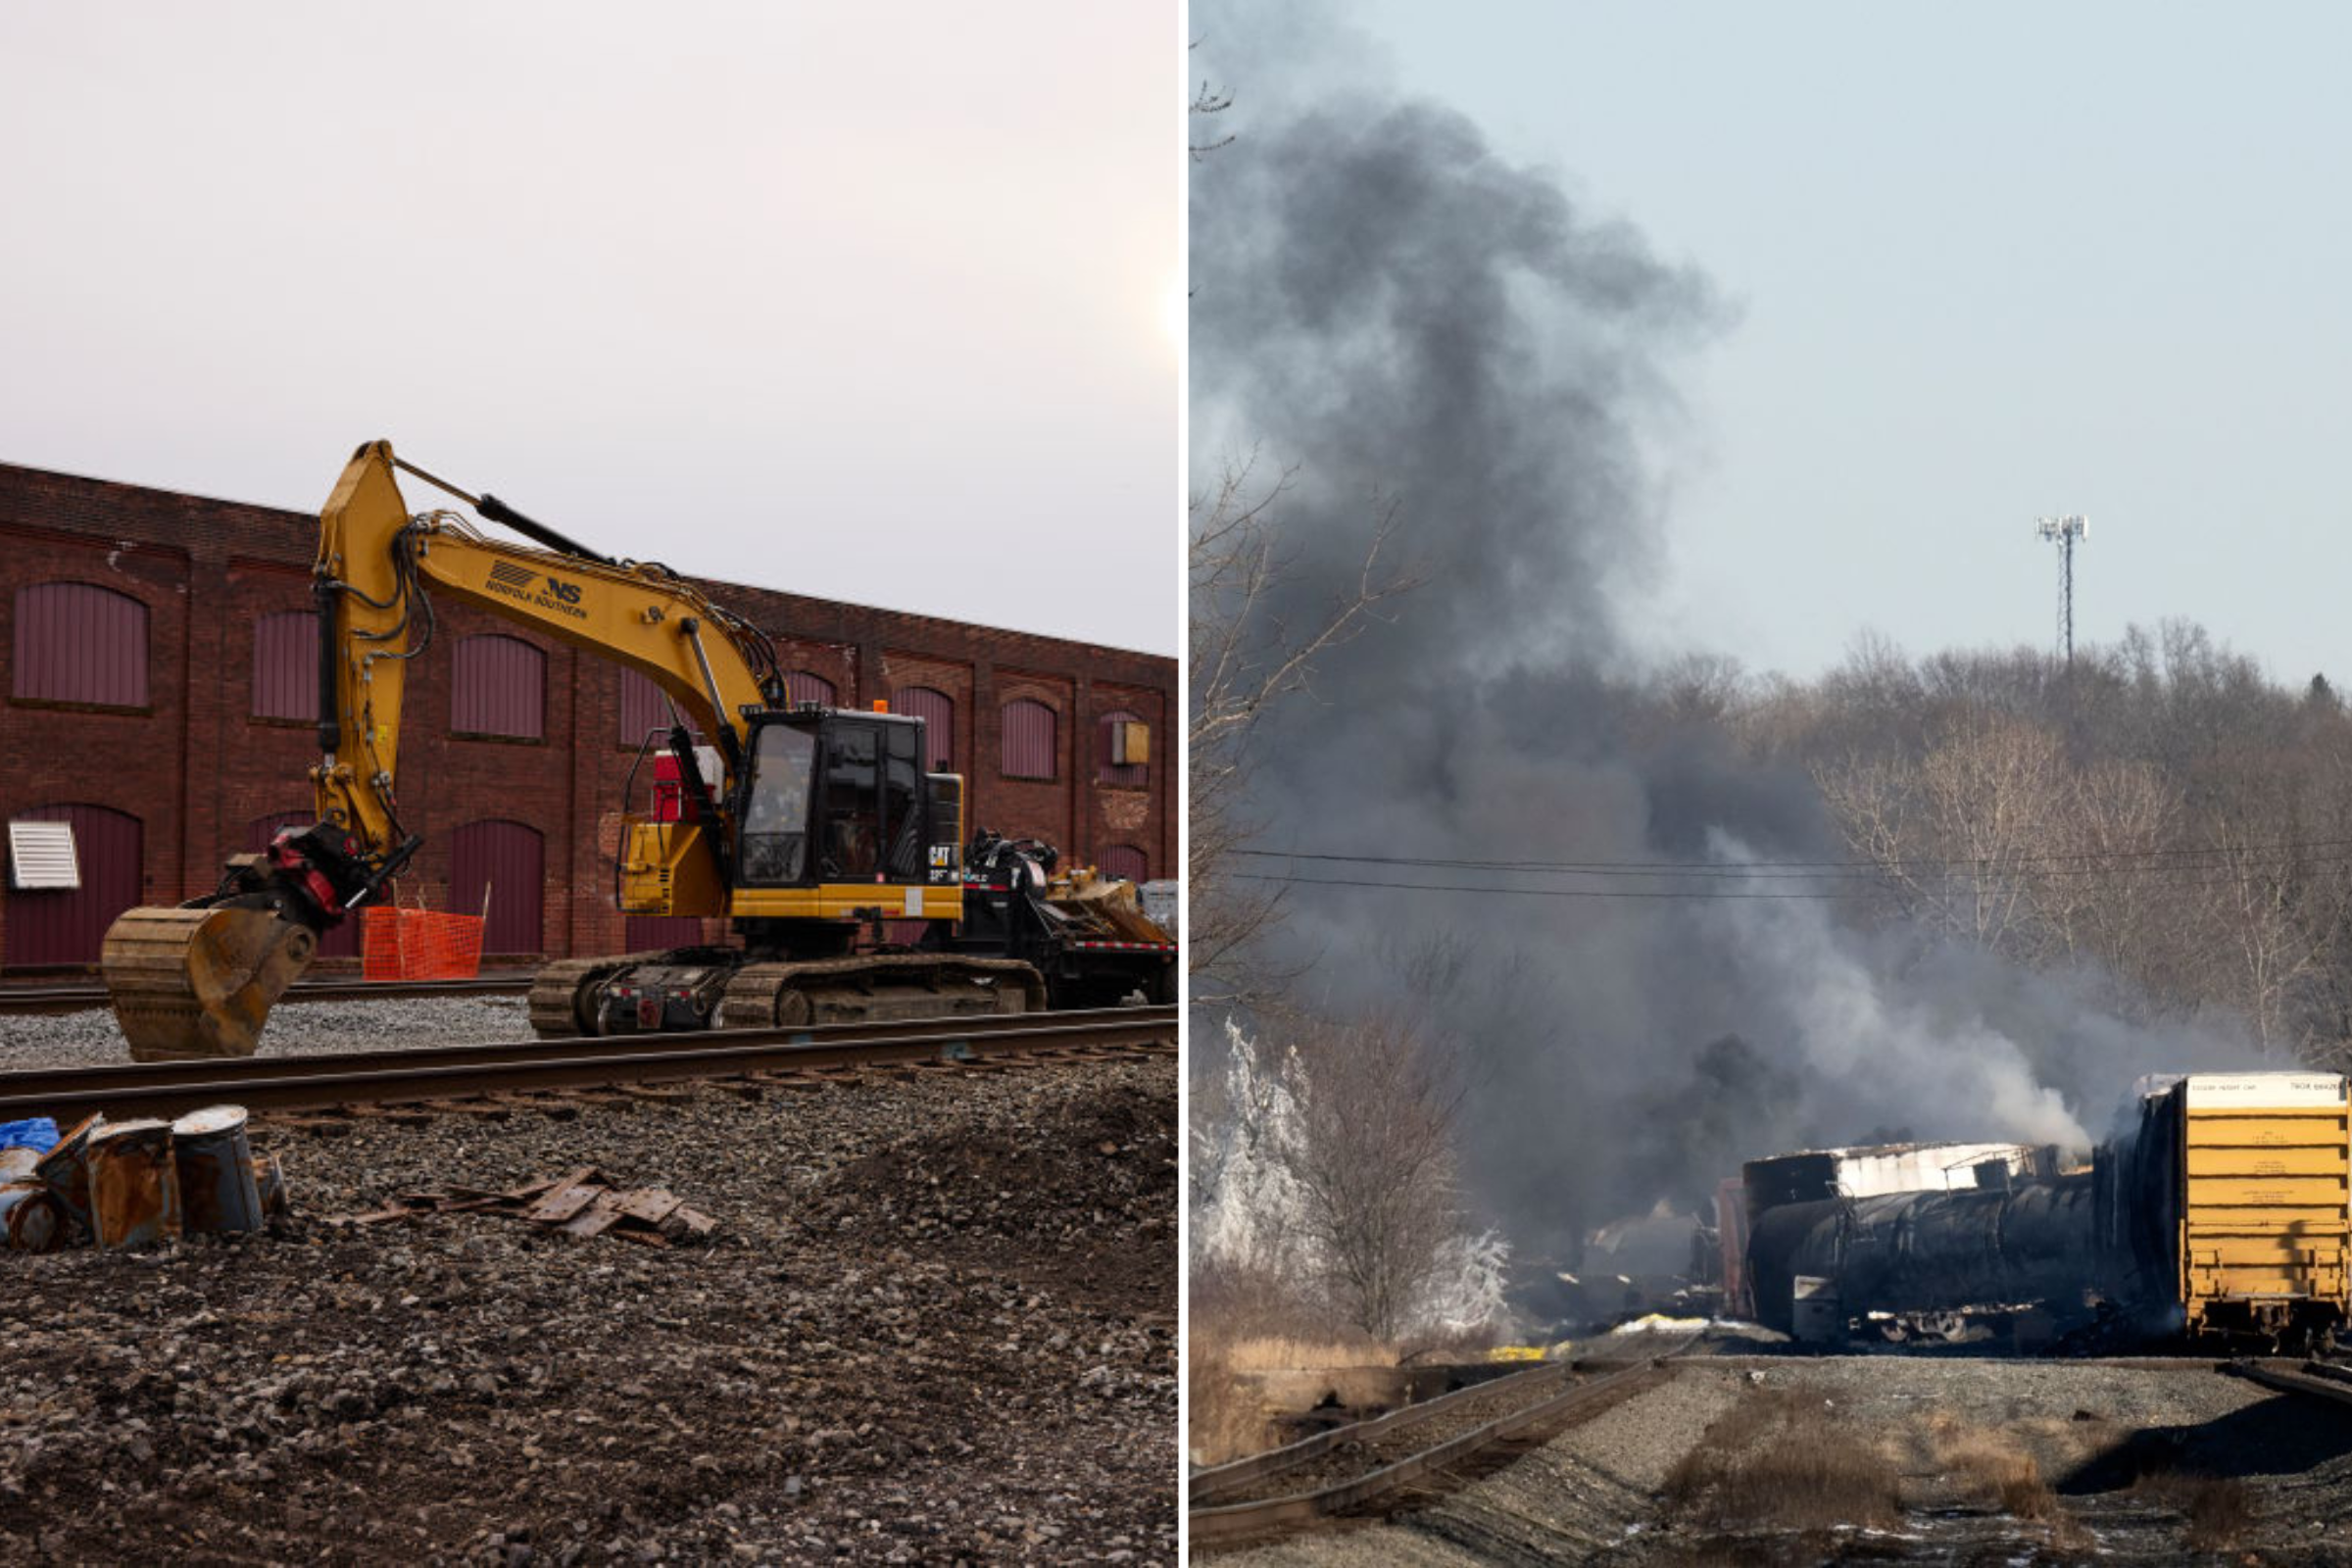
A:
[0, 5, 1178, 655]
[1200, 4, 2352, 684]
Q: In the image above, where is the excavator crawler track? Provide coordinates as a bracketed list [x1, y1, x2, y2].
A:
[718, 954, 1046, 1031]
[527, 954, 668, 1039]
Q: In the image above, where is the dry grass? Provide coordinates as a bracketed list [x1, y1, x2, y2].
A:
[1185, 1326, 1404, 1464]
[1663, 1389, 1904, 1533]
[1922, 1414, 2092, 1548]
[2131, 1468, 2255, 1551]
[1210, 1332, 1402, 1372]
[1187, 1336, 1275, 1467]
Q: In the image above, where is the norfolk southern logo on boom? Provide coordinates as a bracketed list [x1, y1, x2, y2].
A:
[486, 560, 589, 620]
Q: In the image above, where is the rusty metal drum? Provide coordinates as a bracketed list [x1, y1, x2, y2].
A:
[250, 1153, 287, 1218]
[35, 1114, 104, 1241]
[0, 1181, 60, 1251]
[171, 1105, 262, 1235]
[87, 1119, 182, 1249]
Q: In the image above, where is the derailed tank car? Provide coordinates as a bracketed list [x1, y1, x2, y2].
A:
[1735, 1072, 2352, 1350]
[1745, 1175, 2096, 1340]
[1725, 1140, 2058, 1327]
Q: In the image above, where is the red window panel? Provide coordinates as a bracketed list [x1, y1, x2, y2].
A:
[1099, 844, 1149, 884]
[785, 670, 838, 708]
[252, 611, 318, 721]
[245, 812, 360, 957]
[1097, 709, 1148, 788]
[3, 804, 141, 967]
[448, 819, 545, 956]
[618, 667, 667, 745]
[894, 686, 956, 771]
[1002, 699, 1056, 780]
[13, 582, 148, 708]
[451, 634, 546, 740]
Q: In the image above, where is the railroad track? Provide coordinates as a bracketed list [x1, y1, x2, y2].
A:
[2226, 1356, 2352, 1409]
[1188, 1334, 1699, 1549]
[0, 1005, 1176, 1121]
[0, 975, 536, 1016]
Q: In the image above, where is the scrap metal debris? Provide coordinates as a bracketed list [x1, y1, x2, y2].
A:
[335, 1165, 716, 1248]
[0, 1105, 286, 1252]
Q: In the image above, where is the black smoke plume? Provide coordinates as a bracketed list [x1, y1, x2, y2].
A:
[1192, 10, 2258, 1259]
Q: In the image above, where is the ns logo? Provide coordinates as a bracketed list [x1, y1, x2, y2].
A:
[544, 576, 582, 606]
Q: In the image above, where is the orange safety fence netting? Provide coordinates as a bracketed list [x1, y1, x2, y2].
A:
[361, 907, 487, 981]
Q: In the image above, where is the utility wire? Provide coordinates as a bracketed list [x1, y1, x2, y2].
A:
[1232, 836, 2352, 877]
[1234, 860, 2351, 902]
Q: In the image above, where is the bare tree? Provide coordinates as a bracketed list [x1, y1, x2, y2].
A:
[1190, 68, 1234, 162]
[1282, 1010, 1473, 1342]
[1187, 460, 1409, 999]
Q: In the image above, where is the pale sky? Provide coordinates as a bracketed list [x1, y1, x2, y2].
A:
[0, 4, 1179, 655]
[1204, 4, 2352, 685]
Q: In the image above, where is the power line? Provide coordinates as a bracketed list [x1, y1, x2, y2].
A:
[1231, 871, 1892, 901]
[1235, 862, 2343, 902]
[1232, 836, 2352, 878]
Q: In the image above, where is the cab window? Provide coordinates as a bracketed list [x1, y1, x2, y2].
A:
[741, 724, 815, 883]
[821, 724, 880, 879]
[884, 722, 924, 880]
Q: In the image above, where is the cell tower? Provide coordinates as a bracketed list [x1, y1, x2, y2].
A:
[2034, 514, 2089, 664]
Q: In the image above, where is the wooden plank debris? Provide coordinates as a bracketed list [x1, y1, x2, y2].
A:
[328, 1165, 714, 1248]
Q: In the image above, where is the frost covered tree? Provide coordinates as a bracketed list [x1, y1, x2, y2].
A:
[1192, 1013, 1508, 1341]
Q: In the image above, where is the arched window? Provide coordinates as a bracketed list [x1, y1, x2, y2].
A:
[1097, 709, 1149, 787]
[618, 667, 672, 745]
[893, 686, 956, 771]
[451, 634, 546, 740]
[785, 670, 838, 708]
[448, 819, 545, 956]
[246, 812, 359, 957]
[13, 582, 147, 708]
[1099, 845, 1149, 884]
[4, 804, 141, 967]
[1002, 698, 1056, 780]
[252, 611, 318, 721]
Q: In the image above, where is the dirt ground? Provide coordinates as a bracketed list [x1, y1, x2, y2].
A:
[0, 1055, 1176, 1565]
[1210, 1350, 2352, 1566]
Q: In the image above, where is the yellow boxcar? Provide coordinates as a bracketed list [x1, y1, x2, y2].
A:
[2171, 1072, 2350, 1339]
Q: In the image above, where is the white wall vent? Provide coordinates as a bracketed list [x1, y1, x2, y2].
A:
[7, 821, 79, 891]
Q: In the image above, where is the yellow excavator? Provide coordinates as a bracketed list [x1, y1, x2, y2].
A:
[101, 440, 1043, 1060]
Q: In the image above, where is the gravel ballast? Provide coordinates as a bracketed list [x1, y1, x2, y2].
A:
[0, 1054, 1176, 1564]
[0, 997, 535, 1066]
[1213, 1350, 2352, 1565]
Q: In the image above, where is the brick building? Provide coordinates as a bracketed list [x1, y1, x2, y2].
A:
[0, 461, 1174, 971]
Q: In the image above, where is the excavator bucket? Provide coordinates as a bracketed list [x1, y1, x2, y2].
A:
[100, 906, 319, 1062]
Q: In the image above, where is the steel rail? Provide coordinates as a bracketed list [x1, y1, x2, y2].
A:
[0, 975, 537, 1016]
[0, 1005, 1163, 1103]
[1189, 1358, 1569, 1505]
[2225, 1357, 2352, 1409]
[1188, 1339, 1694, 1548]
[0, 1006, 1176, 1121]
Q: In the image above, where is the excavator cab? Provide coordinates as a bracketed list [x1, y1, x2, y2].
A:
[736, 710, 938, 891]
[726, 710, 960, 912]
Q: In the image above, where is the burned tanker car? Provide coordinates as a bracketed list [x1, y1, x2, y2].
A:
[1723, 1072, 2352, 1351]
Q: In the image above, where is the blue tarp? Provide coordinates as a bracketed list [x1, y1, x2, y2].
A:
[0, 1118, 59, 1155]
